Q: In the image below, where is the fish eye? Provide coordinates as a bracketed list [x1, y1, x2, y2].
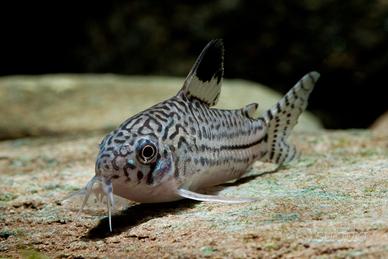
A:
[142, 145, 155, 159]
[137, 141, 158, 164]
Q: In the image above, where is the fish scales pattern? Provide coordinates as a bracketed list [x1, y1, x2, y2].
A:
[96, 92, 266, 188]
[73, 39, 319, 231]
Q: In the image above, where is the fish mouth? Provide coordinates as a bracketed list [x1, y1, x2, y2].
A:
[77, 175, 115, 232]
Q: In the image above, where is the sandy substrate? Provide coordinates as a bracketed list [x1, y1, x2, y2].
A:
[0, 130, 387, 258]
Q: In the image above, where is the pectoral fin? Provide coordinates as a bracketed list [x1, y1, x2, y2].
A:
[176, 188, 256, 203]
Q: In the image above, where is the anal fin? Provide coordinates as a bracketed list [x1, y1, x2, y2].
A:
[176, 188, 256, 203]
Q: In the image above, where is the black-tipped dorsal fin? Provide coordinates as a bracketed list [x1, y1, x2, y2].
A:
[179, 39, 224, 107]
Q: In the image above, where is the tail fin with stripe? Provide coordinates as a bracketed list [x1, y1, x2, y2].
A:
[260, 71, 320, 164]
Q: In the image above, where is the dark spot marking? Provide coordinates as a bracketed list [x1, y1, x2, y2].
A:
[123, 164, 131, 181]
[127, 162, 136, 170]
[167, 100, 185, 114]
[106, 135, 113, 146]
[112, 157, 120, 170]
[162, 119, 174, 141]
[201, 126, 208, 139]
[154, 113, 168, 123]
[146, 172, 153, 185]
[285, 95, 290, 105]
[148, 115, 163, 133]
[137, 170, 143, 181]
[146, 154, 161, 185]
[218, 134, 267, 151]
[300, 79, 309, 91]
[169, 124, 188, 140]
[267, 110, 273, 120]
[177, 136, 189, 150]
[195, 39, 224, 83]
[200, 157, 206, 166]
[276, 102, 281, 113]
[269, 150, 275, 161]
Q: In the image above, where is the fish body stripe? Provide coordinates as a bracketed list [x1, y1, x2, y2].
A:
[83, 39, 320, 231]
[98, 72, 318, 185]
[96, 93, 267, 184]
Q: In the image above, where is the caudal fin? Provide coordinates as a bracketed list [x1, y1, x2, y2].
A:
[260, 71, 320, 164]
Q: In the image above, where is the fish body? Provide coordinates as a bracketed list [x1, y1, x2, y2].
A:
[76, 39, 320, 230]
[96, 94, 266, 203]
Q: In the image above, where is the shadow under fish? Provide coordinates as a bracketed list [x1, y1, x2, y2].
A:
[77, 165, 281, 238]
[84, 199, 198, 239]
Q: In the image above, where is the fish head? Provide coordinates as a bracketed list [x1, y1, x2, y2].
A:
[75, 128, 177, 231]
[95, 131, 176, 188]
[73, 39, 227, 231]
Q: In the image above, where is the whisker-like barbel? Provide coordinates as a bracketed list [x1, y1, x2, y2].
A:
[76, 176, 99, 217]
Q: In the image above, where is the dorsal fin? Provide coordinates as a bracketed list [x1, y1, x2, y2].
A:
[179, 39, 224, 107]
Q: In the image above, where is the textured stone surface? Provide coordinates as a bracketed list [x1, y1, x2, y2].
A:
[0, 130, 387, 258]
[0, 75, 321, 139]
[371, 110, 388, 136]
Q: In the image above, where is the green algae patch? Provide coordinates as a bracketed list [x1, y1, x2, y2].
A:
[271, 212, 300, 223]
[0, 229, 16, 239]
[0, 193, 18, 202]
[19, 249, 50, 259]
[200, 246, 217, 256]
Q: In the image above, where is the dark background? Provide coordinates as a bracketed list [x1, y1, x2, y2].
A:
[1, 1, 387, 129]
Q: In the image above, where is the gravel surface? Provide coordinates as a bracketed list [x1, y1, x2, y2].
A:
[0, 130, 387, 258]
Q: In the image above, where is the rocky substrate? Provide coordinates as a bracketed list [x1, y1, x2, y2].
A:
[0, 75, 386, 258]
[0, 130, 387, 258]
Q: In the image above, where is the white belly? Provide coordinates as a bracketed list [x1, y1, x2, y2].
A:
[183, 166, 249, 192]
[112, 179, 182, 203]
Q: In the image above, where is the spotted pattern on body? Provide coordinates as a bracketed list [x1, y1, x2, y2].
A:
[96, 93, 267, 191]
[73, 39, 320, 231]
